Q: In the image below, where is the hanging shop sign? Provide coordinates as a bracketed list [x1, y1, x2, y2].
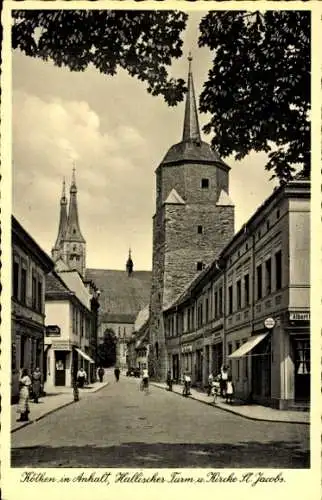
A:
[182, 344, 192, 353]
[264, 317, 276, 330]
[46, 325, 61, 337]
[289, 312, 310, 321]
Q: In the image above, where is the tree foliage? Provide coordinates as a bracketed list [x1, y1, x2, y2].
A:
[199, 11, 310, 182]
[12, 10, 188, 106]
[97, 328, 117, 368]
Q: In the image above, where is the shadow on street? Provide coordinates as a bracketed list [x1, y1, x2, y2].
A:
[11, 440, 309, 468]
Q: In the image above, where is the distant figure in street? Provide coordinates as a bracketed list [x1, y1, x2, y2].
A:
[226, 375, 234, 404]
[77, 367, 87, 388]
[220, 365, 229, 397]
[141, 368, 149, 391]
[207, 372, 214, 396]
[166, 370, 172, 391]
[212, 376, 221, 403]
[17, 368, 32, 422]
[182, 372, 191, 396]
[31, 367, 42, 403]
[98, 366, 105, 383]
[114, 366, 120, 382]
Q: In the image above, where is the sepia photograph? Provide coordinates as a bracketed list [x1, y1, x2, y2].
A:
[4, 4, 313, 477]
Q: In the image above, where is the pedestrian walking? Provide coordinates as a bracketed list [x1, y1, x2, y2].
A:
[182, 372, 191, 396]
[31, 367, 42, 403]
[166, 370, 173, 391]
[207, 372, 214, 396]
[77, 367, 87, 388]
[114, 366, 120, 382]
[141, 367, 149, 393]
[226, 375, 234, 404]
[220, 365, 229, 397]
[16, 368, 32, 422]
[98, 366, 104, 383]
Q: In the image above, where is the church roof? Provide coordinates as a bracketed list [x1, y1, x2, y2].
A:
[85, 269, 152, 324]
[158, 55, 229, 171]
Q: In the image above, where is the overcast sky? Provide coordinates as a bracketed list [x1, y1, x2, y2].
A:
[12, 10, 278, 271]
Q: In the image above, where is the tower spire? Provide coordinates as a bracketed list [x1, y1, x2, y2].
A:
[182, 52, 201, 144]
[126, 247, 134, 276]
[65, 166, 85, 243]
[52, 177, 68, 254]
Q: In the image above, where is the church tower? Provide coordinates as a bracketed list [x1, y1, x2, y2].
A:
[52, 178, 68, 263]
[52, 167, 86, 277]
[149, 56, 235, 380]
[126, 248, 134, 276]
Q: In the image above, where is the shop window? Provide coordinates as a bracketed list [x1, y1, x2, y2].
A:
[236, 280, 241, 310]
[244, 274, 250, 306]
[13, 260, 19, 299]
[228, 285, 233, 315]
[201, 178, 209, 189]
[275, 250, 282, 290]
[265, 258, 272, 295]
[256, 264, 262, 300]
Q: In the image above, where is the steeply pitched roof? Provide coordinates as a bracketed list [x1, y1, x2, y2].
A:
[45, 272, 70, 295]
[85, 269, 152, 323]
[58, 270, 91, 309]
[165, 188, 185, 205]
[134, 304, 150, 332]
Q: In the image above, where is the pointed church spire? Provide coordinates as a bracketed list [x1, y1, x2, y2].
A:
[53, 177, 68, 248]
[65, 165, 85, 243]
[126, 248, 134, 276]
[182, 53, 201, 144]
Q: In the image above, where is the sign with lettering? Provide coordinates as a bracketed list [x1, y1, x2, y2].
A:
[182, 344, 192, 353]
[46, 325, 61, 337]
[289, 312, 310, 321]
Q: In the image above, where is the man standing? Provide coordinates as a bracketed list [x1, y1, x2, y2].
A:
[77, 367, 87, 388]
[207, 372, 214, 396]
[31, 367, 42, 403]
[114, 366, 120, 382]
[98, 366, 104, 383]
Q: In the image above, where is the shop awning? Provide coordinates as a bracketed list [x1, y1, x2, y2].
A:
[228, 333, 269, 359]
[74, 347, 95, 364]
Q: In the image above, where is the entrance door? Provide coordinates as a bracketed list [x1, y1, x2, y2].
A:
[172, 354, 179, 382]
[55, 351, 66, 386]
[293, 337, 310, 401]
[251, 337, 271, 400]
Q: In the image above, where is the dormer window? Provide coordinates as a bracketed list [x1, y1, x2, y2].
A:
[201, 178, 209, 189]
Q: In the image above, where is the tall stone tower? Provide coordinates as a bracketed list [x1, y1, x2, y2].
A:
[149, 56, 235, 380]
[52, 167, 86, 277]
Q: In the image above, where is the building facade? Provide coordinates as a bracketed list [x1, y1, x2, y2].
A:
[44, 270, 95, 388]
[163, 180, 310, 409]
[149, 58, 234, 380]
[11, 216, 54, 402]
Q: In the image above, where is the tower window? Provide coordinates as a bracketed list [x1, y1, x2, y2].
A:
[73, 229, 76, 234]
[196, 261, 203, 271]
[197, 225, 203, 234]
[201, 178, 209, 189]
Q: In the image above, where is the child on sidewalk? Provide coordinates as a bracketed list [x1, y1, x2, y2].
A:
[226, 375, 234, 404]
[212, 376, 221, 403]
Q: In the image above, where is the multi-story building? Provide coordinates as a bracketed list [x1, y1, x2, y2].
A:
[149, 57, 234, 381]
[11, 216, 54, 401]
[127, 305, 150, 372]
[44, 269, 95, 388]
[163, 179, 310, 410]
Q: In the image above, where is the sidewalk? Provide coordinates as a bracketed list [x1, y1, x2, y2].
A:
[151, 382, 309, 425]
[11, 380, 109, 433]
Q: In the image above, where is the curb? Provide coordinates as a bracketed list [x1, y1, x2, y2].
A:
[151, 383, 309, 425]
[11, 383, 109, 433]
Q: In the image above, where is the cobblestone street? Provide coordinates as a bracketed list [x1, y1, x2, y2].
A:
[11, 373, 309, 468]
